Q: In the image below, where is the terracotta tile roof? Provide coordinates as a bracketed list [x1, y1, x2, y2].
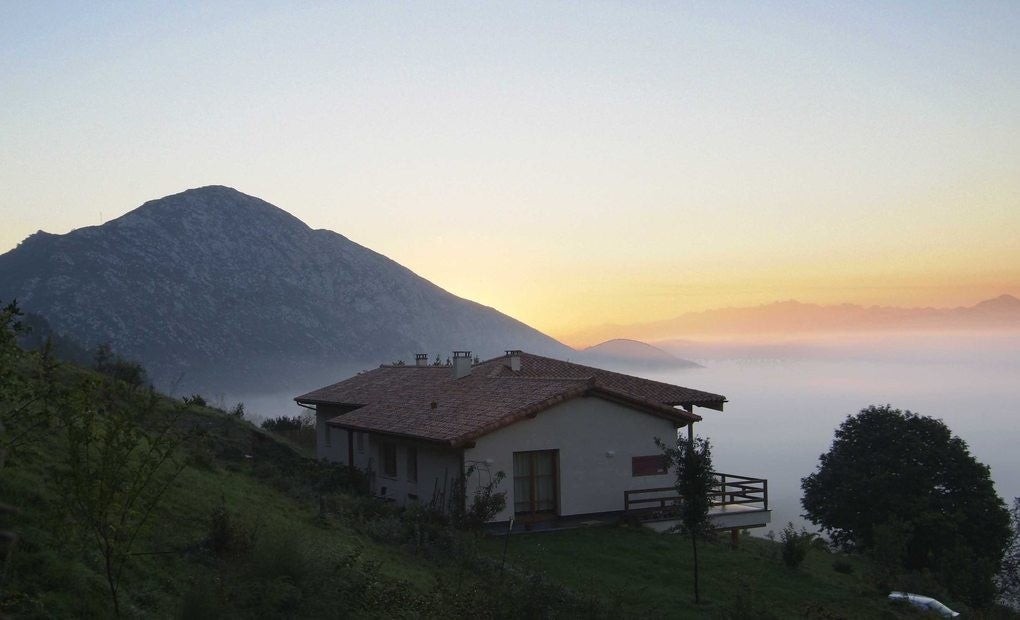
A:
[294, 352, 726, 446]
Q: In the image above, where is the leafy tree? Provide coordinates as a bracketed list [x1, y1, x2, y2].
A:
[801, 405, 1010, 607]
[999, 498, 1020, 608]
[660, 435, 714, 604]
[58, 378, 187, 616]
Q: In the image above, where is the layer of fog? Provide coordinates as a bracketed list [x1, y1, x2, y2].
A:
[644, 331, 1020, 535]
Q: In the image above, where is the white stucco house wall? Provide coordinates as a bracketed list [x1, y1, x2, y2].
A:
[295, 351, 770, 531]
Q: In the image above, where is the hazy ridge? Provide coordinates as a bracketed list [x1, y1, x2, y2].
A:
[566, 295, 1020, 345]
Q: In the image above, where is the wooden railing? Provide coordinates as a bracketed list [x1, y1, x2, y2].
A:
[623, 472, 768, 515]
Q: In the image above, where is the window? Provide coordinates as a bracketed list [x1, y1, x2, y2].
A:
[381, 442, 397, 478]
[357, 432, 364, 454]
[324, 424, 331, 447]
[406, 446, 418, 483]
[631, 455, 667, 477]
[513, 450, 558, 514]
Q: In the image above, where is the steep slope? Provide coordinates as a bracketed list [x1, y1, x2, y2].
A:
[0, 186, 570, 393]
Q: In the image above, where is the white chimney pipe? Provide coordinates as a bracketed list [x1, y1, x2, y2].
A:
[414, 353, 428, 367]
[506, 350, 522, 372]
[452, 351, 473, 379]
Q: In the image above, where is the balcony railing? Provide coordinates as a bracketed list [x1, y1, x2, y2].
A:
[623, 471, 768, 516]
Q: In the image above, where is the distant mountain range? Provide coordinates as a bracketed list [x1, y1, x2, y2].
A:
[0, 186, 570, 394]
[566, 295, 1020, 346]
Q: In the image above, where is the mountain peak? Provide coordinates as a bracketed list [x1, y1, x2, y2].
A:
[0, 187, 570, 394]
[107, 185, 311, 241]
[974, 294, 1020, 310]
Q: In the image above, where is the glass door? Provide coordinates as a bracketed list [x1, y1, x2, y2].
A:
[513, 450, 558, 516]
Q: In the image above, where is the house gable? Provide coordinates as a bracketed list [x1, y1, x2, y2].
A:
[464, 395, 681, 522]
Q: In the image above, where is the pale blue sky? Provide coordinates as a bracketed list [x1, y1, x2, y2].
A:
[2, 2, 1018, 335]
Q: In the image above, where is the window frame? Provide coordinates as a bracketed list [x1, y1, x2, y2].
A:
[631, 455, 668, 477]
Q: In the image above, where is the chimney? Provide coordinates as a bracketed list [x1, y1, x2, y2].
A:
[452, 351, 473, 379]
[414, 353, 428, 367]
[505, 350, 522, 372]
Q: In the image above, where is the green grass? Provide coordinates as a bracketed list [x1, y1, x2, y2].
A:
[482, 526, 929, 619]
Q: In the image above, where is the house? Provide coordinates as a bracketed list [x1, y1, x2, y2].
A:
[295, 350, 770, 531]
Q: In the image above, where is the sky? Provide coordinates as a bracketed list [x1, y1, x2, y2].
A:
[2, 1, 1019, 339]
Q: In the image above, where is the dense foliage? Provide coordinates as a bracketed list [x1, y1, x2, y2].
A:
[261, 414, 313, 432]
[999, 498, 1020, 608]
[801, 404, 1011, 607]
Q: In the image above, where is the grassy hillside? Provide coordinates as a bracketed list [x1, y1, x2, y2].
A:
[0, 353, 595, 618]
[482, 527, 933, 619]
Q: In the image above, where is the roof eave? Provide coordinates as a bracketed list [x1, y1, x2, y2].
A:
[326, 420, 456, 448]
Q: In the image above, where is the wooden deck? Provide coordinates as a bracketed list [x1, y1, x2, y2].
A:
[624, 471, 772, 531]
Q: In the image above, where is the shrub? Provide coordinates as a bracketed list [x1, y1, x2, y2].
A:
[832, 558, 854, 574]
[260, 415, 312, 432]
[207, 501, 257, 558]
[448, 465, 507, 530]
[229, 402, 245, 419]
[182, 394, 207, 407]
[780, 522, 815, 569]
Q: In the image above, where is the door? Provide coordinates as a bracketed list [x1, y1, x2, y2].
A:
[513, 450, 558, 516]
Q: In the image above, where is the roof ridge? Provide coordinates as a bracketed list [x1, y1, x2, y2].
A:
[493, 375, 592, 381]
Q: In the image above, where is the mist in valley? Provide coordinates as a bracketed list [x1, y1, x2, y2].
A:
[642, 331, 1020, 535]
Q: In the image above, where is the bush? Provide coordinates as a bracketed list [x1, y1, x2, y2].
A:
[207, 501, 257, 558]
[832, 558, 854, 574]
[780, 522, 815, 569]
[182, 394, 207, 407]
[260, 414, 312, 432]
[448, 464, 507, 530]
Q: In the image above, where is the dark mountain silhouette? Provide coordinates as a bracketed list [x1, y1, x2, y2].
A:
[566, 295, 1020, 345]
[0, 186, 571, 394]
[580, 338, 700, 369]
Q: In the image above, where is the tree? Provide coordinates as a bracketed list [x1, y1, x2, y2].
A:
[999, 498, 1020, 608]
[659, 435, 714, 604]
[801, 405, 1010, 607]
[58, 377, 187, 616]
[1, 299, 59, 467]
